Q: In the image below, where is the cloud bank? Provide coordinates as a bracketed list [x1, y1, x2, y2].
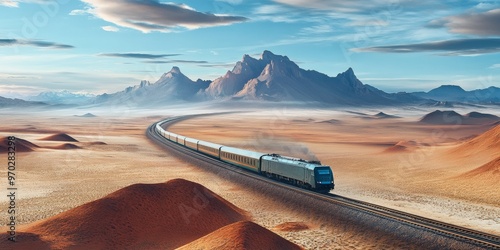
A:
[98, 53, 181, 59]
[353, 38, 500, 55]
[444, 8, 500, 36]
[78, 0, 248, 33]
[0, 39, 74, 49]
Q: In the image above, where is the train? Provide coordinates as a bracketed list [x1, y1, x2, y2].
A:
[155, 120, 334, 192]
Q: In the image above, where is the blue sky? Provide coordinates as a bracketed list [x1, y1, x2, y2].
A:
[0, 0, 499, 97]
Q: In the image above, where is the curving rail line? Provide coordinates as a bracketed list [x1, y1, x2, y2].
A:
[147, 115, 500, 249]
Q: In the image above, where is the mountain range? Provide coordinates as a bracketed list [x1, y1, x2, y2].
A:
[412, 85, 500, 104]
[28, 90, 95, 105]
[0, 96, 46, 107]
[93, 68, 210, 106]
[1, 50, 499, 107]
[93, 50, 422, 106]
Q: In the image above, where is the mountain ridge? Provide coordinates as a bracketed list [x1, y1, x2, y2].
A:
[412, 85, 500, 103]
[3, 51, 499, 107]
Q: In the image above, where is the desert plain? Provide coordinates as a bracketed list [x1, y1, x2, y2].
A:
[0, 104, 499, 249]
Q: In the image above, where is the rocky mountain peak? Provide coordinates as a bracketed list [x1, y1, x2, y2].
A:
[337, 67, 356, 80]
[159, 66, 184, 81]
[261, 50, 290, 63]
[170, 66, 181, 74]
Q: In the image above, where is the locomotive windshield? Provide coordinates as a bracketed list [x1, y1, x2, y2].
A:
[314, 167, 333, 184]
[317, 169, 331, 175]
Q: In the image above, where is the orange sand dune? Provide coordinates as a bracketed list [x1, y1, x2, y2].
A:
[382, 140, 423, 153]
[177, 221, 304, 250]
[0, 136, 39, 152]
[274, 222, 311, 232]
[450, 124, 500, 157]
[0, 179, 249, 250]
[40, 133, 78, 142]
[47, 143, 81, 150]
[459, 156, 500, 178]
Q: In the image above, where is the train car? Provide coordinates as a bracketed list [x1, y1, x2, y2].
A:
[184, 137, 199, 151]
[155, 124, 164, 136]
[169, 132, 179, 142]
[177, 135, 186, 146]
[197, 140, 222, 158]
[261, 154, 334, 192]
[220, 146, 265, 173]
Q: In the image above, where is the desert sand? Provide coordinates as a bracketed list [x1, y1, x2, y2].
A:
[0, 106, 498, 250]
[177, 221, 303, 250]
[168, 107, 500, 235]
[0, 179, 256, 249]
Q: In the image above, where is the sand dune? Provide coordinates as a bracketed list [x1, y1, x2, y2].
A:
[47, 143, 81, 150]
[451, 124, 500, 157]
[459, 157, 500, 178]
[0, 136, 39, 152]
[317, 119, 342, 124]
[383, 140, 423, 153]
[40, 133, 79, 142]
[177, 221, 304, 250]
[420, 110, 499, 125]
[75, 113, 97, 118]
[274, 222, 311, 232]
[372, 112, 400, 119]
[0, 179, 249, 250]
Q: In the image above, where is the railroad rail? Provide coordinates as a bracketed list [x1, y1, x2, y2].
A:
[147, 115, 500, 249]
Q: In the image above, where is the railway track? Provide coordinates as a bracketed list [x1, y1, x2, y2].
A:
[147, 115, 500, 249]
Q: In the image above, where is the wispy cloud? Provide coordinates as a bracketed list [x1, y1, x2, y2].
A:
[216, 0, 243, 4]
[490, 64, 500, 69]
[102, 26, 119, 32]
[98, 53, 181, 59]
[198, 63, 237, 68]
[0, 0, 49, 7]
[272, 0, 427, 14]
[0, 39, 74, 49]
[77, 0, 248, 33]
[442, 8, 500, 36]
[0, 0, 18, 7]
[143, 60, 209, 64]
[352, 38, 500, 55]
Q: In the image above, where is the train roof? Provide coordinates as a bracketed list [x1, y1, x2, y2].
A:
[261, 154, 330, 171]
[197, 139, 224, 149]
[220, 146, 266, 160]
[184, 137, 198, 143]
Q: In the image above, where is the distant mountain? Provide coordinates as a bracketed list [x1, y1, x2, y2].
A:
[90, 51, 500, 106]
[28, 90, 95, 105]
[96, 51, 422, 106]
[419, 110, 499, 125]
[203, 50, 420, 105]
[0, 96, 46, 107]
[94, 67, 210, 106]
[205, 54, 267, 98]
[412, 85, 500, 103]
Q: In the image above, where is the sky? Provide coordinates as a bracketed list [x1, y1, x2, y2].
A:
[0, 0, 499, 97]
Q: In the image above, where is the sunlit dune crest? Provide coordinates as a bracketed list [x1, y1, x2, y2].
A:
[0, 179, 250, 249]
[274, 222, 311, 232]
[40, 133, 79, 142]
[178, 221, 304, 250]
[382, 140, 423, 153]
[450, 124, 500, 157]
[0, 136, 39, 152]
[459, 157, 500, 178]
[47, 143, 81, 150]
